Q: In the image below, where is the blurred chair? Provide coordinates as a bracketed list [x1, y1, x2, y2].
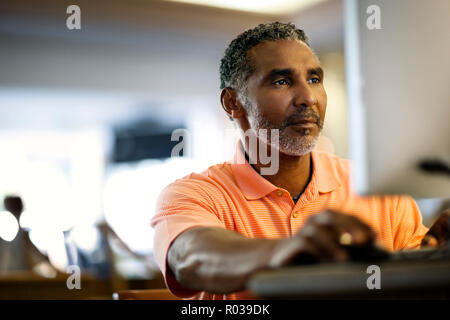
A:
[115, 288, 181, 300]
[0, 195, 60, 277]
[64, 220, 161, 294]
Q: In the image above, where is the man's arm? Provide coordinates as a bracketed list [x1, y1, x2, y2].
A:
[167, 227, 281, 294]
[167, 211, 375, 294]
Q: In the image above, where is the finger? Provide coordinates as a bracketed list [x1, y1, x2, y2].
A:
[303, 225, 349, 262]
[289, 233, 332, 265]
[306, 226, 350, 261]
[421, 234, 439, 248]
[269, 237, 321, 267]
[293, 238, 325, 264]
[426, 213, 450, 246]
[313, 211, 375, 246]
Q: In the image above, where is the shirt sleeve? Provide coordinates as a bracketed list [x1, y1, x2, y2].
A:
[392, 195, 429, 250]
[150, 177, 226, 298]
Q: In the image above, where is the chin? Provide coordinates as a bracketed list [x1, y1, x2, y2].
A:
[277, 135, 319, 157]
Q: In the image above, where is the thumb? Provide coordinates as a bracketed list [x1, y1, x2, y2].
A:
[421, 234, 439, 248]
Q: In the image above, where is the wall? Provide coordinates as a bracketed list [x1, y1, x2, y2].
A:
[0, 0, 346, 124]
[356, 0, 450, 197]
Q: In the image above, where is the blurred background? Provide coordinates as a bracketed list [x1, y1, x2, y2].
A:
[0, 0, 449, 299]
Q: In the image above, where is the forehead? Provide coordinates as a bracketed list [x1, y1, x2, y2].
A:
[247, 40, 319, 75]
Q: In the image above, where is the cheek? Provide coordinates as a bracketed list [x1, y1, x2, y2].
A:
[255, 91, 291, 118]
[318, 89, 327, 119]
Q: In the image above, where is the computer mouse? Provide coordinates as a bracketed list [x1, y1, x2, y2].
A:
[290, 243, 391, 265]
[345, 243, 391, 262]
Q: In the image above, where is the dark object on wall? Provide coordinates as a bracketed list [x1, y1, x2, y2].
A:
[112, 120, 186, 163]
[418, 159, 450, 177]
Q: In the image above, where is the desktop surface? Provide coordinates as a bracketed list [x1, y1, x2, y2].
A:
[247, 247, 450, 299]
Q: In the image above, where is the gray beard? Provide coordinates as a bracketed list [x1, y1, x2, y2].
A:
[248, 108, 321, 157]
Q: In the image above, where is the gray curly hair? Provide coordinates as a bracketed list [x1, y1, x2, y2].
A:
[219, 21, 310, 106]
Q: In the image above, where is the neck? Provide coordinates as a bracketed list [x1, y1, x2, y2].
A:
[244, 143, 312, 198]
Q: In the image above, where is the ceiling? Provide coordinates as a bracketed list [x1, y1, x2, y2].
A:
[165, 0, 329, 15]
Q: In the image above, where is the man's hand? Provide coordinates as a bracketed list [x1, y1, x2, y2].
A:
[270, 211, 376, 267]
[421, 209, 450, 248]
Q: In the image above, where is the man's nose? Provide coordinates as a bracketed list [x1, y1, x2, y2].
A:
[293, 81, 317, 108]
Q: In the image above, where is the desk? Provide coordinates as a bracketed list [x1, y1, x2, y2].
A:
[0, 271, 112, 299]
[247, 258, 450, 299]
[0, 271, 168, 299]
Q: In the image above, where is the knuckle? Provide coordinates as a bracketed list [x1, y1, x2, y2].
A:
[353, 229, 372, 244]
[306, 214, 319, 224]
[314, 211, 335, 225]
[300, 225, 316, 239]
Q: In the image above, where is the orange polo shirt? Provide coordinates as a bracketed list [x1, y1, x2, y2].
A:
[150, 146, 428, 300]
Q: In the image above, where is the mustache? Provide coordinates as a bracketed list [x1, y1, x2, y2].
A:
[282, 109, 323, 129]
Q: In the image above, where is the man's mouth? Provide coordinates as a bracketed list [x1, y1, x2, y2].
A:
[287, 118, 319, 131]
[288, 122, 317, 131]
[281, 110, 322, 131]
[288, 118, 318, 126]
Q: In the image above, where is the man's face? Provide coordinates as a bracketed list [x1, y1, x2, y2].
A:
[242, 40, 327, 156]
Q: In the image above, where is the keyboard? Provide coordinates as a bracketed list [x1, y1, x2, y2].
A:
[342, 243, 450, 263]
[291, 243, 450, 265]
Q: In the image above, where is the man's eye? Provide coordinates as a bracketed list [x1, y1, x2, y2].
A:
[273, 79, 289, 86]
[308, 77, 321, 84]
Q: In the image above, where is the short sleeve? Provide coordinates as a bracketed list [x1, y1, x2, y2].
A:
[150, 177, 226, 298]
[392, 196, 429, 250]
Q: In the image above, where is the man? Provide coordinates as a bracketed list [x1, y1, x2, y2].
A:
[151, 22, 448, 300]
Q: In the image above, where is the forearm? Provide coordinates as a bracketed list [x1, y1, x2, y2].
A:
[167, 226, 282, 294]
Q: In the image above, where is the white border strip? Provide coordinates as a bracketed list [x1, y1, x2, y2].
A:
[343, 0, 368, 194]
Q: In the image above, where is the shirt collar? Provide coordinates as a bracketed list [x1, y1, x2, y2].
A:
[230, 142, 341, 200]
[311, 150, 341, 193]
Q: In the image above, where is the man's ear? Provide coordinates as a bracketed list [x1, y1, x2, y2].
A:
[220, 88, 246, 119]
